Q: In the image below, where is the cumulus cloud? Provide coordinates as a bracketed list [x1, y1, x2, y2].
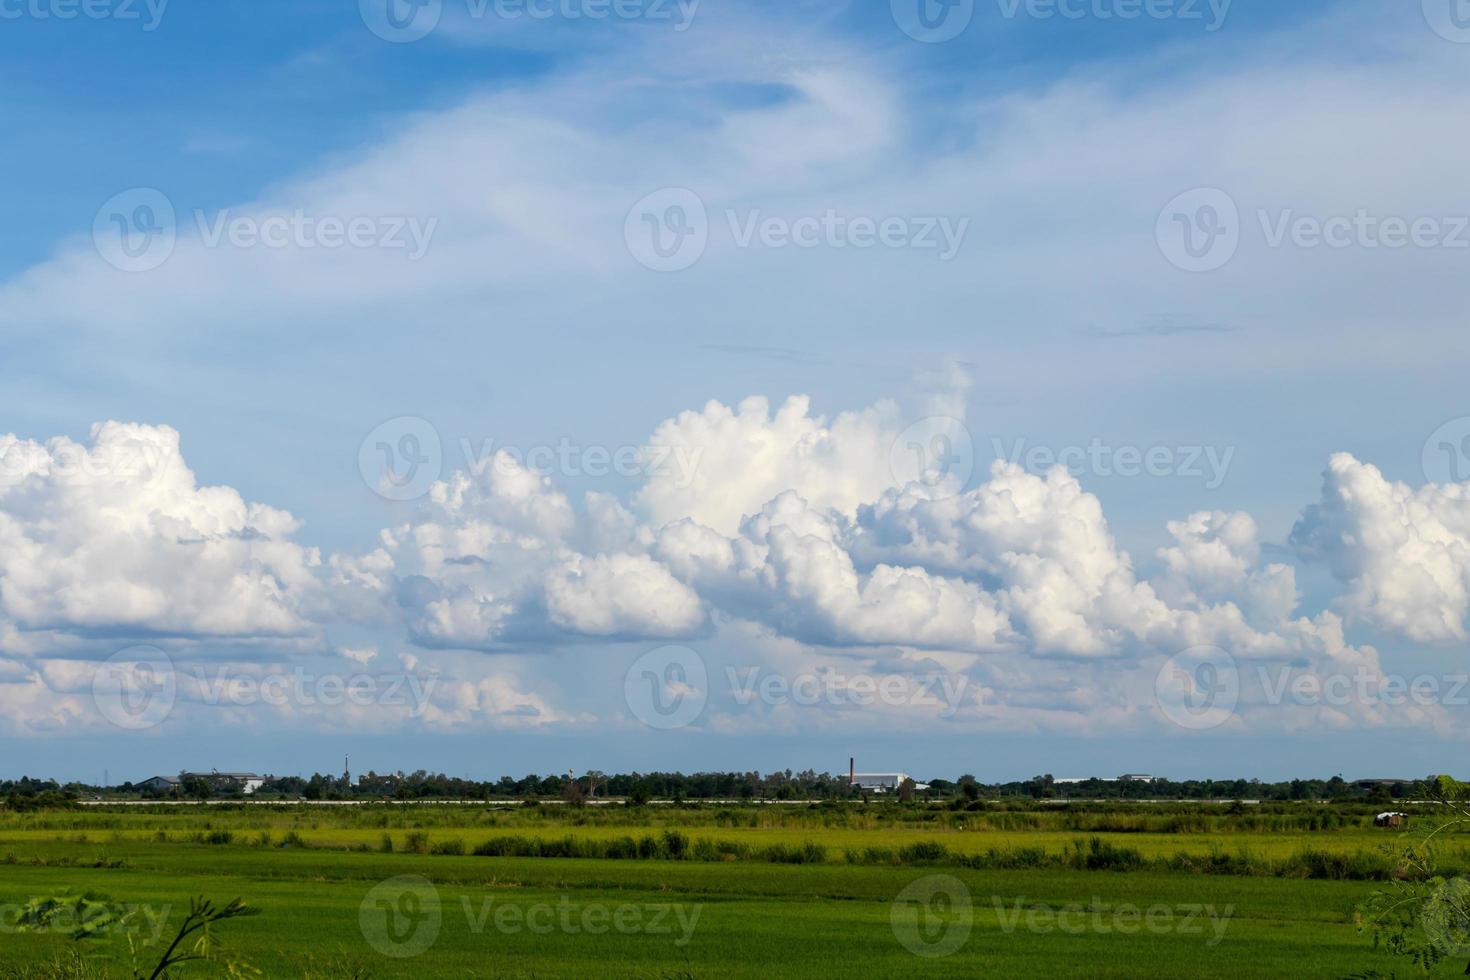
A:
[0, 422, 321, 648]
[637, 394, 906, 537]
[3, 402, 1460, 741]
[1293, 453, 1470, 643]
[347, 450, 708, 651]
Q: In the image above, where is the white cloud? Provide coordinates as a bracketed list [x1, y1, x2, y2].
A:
[0, 422, 321, 647]
[1293, 453, 1470, 643]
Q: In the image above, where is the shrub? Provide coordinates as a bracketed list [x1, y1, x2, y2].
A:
[898, 841, 949, 864]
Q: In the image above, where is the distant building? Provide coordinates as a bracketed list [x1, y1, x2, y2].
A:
[180, 771, 265, 794]
[137, 775, 179, 793]
[850, 773, 929, 793]
[1118, 774, 1159, 783]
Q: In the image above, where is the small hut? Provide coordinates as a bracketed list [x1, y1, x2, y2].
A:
[1374, 812, 1408, 829]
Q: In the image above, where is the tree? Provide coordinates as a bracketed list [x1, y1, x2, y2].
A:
[1358, 775, 1470, 974]
[562, 779, 586, 808]
[181, 777, 213, 801]
[898, 778, 916, 803]
[958, 774, 981, 802]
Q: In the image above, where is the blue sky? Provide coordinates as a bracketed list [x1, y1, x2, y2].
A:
[4, 0, 1470, 785]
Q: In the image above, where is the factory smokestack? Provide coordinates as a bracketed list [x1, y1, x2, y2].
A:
[849, 758, 854, 786]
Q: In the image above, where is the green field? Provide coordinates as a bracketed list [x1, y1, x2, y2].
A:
[0, 802, 1463, 978]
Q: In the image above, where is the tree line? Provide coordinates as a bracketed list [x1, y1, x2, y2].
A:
[0, 771, 1433, 805]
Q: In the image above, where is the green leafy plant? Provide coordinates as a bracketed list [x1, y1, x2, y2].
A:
[11, 893, 259, 979]
[1357, 776, 1470, 975]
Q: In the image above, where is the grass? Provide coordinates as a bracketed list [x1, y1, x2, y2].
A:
[0, 802, 1461, 977]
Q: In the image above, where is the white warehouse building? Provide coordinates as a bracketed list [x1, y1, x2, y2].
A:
[850, 772, 929, 793]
